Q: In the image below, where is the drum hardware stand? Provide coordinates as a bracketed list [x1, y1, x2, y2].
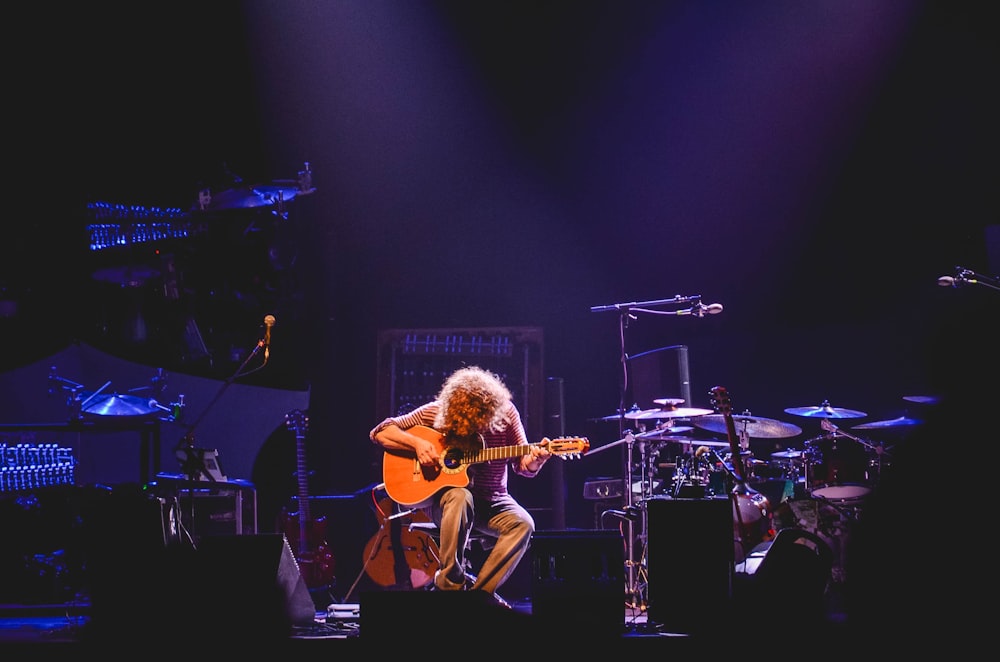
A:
[586, 432, 646, 607]
[590, 292, 718, 612]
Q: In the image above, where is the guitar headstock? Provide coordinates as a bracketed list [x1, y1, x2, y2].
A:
[550, 437, 590, 459]
[709, 386, 732, 416]
[285, 409, 309, 436]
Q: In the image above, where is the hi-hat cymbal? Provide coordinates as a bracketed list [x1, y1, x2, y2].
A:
[626, 407, 713, 420]
[784, 401, 867, 419]
[81, 393, 157, 417]
[635, 427, 694, 441]
[693, 414, 803, 439]
[652, 397, 686, 407]
[771, 450, 804, 461]
[852, 416, 923, 430]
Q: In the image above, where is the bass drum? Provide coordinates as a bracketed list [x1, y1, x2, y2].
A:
[733, 491, 772, 564]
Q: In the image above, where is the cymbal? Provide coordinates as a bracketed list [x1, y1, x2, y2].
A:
[637, 425, 694, 435]
[771, 450, 804, 461]
[625, 407, 713, 420]
[203, 182, 306, 210]
[81, 393, 157, 417]
[903, 395, 940, 405]
[635, 428, 695, 442]
[652, 397, 686, 407]
[693, 414, 803, 438]
[784, 401, 867, 419]
[852, 416, 923, 430]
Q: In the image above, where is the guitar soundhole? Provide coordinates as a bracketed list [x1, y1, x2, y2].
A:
[442, 448, 464, 471]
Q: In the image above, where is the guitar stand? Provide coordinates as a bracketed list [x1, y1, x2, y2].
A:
[343, 485, 442, 603]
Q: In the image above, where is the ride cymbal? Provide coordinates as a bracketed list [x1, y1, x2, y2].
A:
[202, 181, 306, 210]
[693, 414, 803, 438]
[784, 401, 867, 419]
[81, 393, 157, 417]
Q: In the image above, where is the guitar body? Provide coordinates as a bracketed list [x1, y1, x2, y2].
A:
[708, 387, 774, 564]
[280, 510, 335, 588]
[382, 425, 589, 508]
[382, 427, 473, 508]
[361, 497, 439, 589]
[283, 409, 336, 588]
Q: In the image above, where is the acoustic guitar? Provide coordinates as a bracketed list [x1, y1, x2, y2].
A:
[382, 425, 589, 508]
[279, 409, 336, 588]
[361, 497, 440, 590]
[708, 386, 773, 563]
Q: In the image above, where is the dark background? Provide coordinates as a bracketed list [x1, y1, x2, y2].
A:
[3, 1, 997, 540]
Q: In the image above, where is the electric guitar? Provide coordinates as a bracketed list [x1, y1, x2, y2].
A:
[280, 409, 335, 588]
[382, 425, 589, 508]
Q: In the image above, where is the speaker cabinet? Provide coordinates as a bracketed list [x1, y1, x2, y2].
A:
[530, 529, 624, 637]
[86, 534, 314, 645]
[359, 589, 531, 640]
[645, 497, 734, 634]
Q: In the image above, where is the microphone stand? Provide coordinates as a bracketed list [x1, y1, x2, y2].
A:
[168, 336, 267, 546]
[589, 293, 709, 611]
[174, 340, 264, 478]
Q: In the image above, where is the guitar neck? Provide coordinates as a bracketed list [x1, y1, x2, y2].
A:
[463, 442, 543, 465]
[295, 432, 311, 521]
[710, 386, 747, 485]
[723, 417, 747, 482]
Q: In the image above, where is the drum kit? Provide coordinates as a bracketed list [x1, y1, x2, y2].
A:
[590, 394, 932, 592]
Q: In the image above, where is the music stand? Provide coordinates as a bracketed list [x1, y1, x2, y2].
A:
[175, 447, 227, 482]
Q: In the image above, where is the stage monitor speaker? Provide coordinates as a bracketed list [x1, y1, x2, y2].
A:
[195, 533, 316, 635]
[645, 497, 733, 635]
[359, 589, 531, 640]
[86, 533, 315, 646]
[530, 529, 624, 638]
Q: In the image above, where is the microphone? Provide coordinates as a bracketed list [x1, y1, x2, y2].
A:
[678, 302, 724, 317]
[263, 314, 275, 361]
[938, 266, 999, 289]
[698, 302, 724, 316]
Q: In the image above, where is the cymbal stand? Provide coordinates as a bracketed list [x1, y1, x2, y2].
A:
[626, 432, 651, 609]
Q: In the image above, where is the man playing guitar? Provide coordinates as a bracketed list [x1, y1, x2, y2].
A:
[370, 366, 559, 609]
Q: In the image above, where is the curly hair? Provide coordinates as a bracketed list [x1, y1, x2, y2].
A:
[433, 366, 512, 440]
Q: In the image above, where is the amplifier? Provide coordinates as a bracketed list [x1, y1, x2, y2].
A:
[151, 474, 257, 541]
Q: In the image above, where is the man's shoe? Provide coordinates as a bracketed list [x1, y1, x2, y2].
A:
[494, 593, 512, 609]
[486, 592, 512, 610]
